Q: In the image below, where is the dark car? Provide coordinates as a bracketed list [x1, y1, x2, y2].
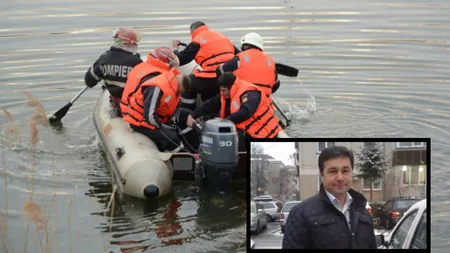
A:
[379, 197, 421, 229]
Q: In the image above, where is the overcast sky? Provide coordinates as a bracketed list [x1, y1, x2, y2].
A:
[253, 142, 296, 166]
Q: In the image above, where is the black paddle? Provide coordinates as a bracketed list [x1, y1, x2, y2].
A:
[176, 41, 298, 77]
[273, 101, 292, 128]
[275, 63, 298, 77]
[48, 86, 89, 123]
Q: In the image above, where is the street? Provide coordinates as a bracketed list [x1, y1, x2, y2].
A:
[251, 220, 392, 249]
[251, 221, 283, 249]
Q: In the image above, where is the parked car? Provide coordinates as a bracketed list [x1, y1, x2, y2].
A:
[257, 201, 281, 222]
[279, 201, 301, 233]
[250, 201, 268, 234]
[273, 199, 284, 211]
[254, 196, 283, 207]
[251, 238, 255, 249]
[254, 195, 282, 221]
[253, 195, 273, 202]
[379, 197, 421, 229]
[377, 198, 427, 249]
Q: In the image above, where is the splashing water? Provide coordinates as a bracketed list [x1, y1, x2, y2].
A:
[283, 79, 317, 123]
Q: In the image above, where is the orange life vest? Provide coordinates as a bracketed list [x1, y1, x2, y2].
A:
[219, 78, 281, 138]
[120, 56, 171, 115]
[191, 25, 235, 79]
[233, 48, 276, 96]
[123, 69, 181, 130]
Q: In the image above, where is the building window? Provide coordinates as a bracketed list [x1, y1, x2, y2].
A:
[397, 142, 426, 148]
[362, 177, 382, 190]
[402, 165, 427, 185]
[317, 142, 335, 153]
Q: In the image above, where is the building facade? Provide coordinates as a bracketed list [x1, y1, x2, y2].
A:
[294, 142, 427, 203]
[383, 141, 427, 200]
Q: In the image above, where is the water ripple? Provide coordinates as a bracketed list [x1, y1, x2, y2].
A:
[1, 0, 449, 252]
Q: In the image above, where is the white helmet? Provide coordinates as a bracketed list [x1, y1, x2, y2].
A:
[240, 32, 264, 50]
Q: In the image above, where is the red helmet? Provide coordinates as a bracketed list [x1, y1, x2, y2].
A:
[112, 27, 141, 45]
[151, 47, 175, 64]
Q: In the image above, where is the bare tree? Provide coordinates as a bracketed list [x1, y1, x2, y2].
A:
[250, 143, 269, 198]
[271, 166, 296, 202]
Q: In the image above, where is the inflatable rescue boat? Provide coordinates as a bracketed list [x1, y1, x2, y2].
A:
[93, 59, 289, 200]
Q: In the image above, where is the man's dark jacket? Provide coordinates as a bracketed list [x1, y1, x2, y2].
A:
[282, 184, 377, 249]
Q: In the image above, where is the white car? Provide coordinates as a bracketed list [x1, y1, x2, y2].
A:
[250, 201, 268, 234]
[253, 195, 273, 201]
[251, 239, 255, 249]
[280, 201, 302, 233]
[377, 199, 427, 249]
[254, 195, 282, 222]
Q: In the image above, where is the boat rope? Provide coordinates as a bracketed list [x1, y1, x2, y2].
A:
[158, 125, 200, 154]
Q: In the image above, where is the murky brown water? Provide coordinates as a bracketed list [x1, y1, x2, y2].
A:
[1, 0, 449, 252]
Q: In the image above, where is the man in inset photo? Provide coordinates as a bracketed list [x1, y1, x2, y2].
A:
[282, 146, 377, 249]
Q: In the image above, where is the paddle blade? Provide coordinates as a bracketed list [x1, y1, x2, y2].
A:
[48, 102, 72, 123]
[275, 63, 298, 77]
[278, 118, 292, 129]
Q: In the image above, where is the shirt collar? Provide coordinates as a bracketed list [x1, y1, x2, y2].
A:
[325, 189, 353, 209]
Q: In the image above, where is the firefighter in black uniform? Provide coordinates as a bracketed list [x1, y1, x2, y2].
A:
[84, 27, 143, 115]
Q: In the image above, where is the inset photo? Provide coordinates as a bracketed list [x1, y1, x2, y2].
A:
[249, 140, 430, 251]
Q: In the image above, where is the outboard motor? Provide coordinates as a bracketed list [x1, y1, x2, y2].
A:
[195, 118, 238, 192]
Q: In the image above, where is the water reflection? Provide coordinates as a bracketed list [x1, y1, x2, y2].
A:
[85, 164, 246, 252]
[1, 0, 449, 251]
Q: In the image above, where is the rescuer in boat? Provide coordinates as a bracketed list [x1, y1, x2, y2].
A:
[84, 27, 143, 116]
[121, 47, 180, 118]
[216, 32, 280, 106]
[171, 21, 241, 110]
[122, 53, 200, 153]
[185, 72, 283, 151]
